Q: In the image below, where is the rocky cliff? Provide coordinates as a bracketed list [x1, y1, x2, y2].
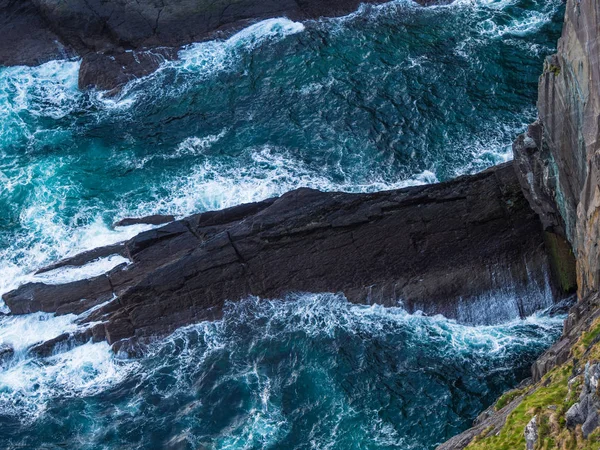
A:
[3, 163, 557, 354]
[440, 0, 600, 448]
[513, 0, 600, 299]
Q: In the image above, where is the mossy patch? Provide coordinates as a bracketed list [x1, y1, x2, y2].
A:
[544, 231, 577, 293]
[495, 387, 525, 411]
[465, 317, 600, 450]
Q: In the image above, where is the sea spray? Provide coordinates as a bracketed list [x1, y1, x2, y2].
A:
[0, 2, 567, 447]
[0, 0, 563, 293]
[0, 294, 565, 449]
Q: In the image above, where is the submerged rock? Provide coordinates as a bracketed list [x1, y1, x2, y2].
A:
[0, 343, 14, 365]
[3, 162, 559, 348]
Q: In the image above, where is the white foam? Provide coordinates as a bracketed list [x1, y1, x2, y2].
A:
[0, 342, 138, 422]
[101, 18, 306, 107]
[0, 60, 81, 147]
[0, 292, 564, 426]
[120, 146, 439, 220]
[165, 293, 564, 361]
[174, 129, 229, 158]
[0, 212, 153, 300]
[0, 312, 78, 352]
[178, 18, 305, 67]
[31, 254, 130, 286]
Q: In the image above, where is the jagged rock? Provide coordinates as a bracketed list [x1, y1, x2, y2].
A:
[566, 363, 600, 438]
[513, 121, 565, 235]
[78, 49, 177, 92]
[524, 415, 538, 450]
[113, 214, 176, 228]
[3, 163, 558, 348]
[532, 291, 600, 382]
[35, 243, 126, 275]
[0, 0, 452, 91]
[28, 324, 106, 357]
[513, 0, 600, 298]
[3, 276, 114, 315]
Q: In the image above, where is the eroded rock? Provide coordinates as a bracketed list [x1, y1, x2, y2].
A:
[3, 163, 560, 348]
[1, 0, 453, 90]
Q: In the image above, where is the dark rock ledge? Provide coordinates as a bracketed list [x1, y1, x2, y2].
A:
[3, 162, 564, 353]
[0, 0, 453, 92]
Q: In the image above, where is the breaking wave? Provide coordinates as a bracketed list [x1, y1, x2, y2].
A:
[0, 294, 565, 448]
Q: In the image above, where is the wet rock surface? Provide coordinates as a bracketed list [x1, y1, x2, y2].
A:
[3, 163, 555, 348]
[513, 0, 600, 298]
[0, 0, 453, 91]
[112, 214, 175, 228]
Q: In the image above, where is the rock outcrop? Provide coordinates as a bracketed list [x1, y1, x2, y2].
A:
[513, 0, 600, 299]
[0, 0, 452, 91]
[3, 163, 557, 350]
[566, 362, 600, 438]
[438, 1, 600, 447]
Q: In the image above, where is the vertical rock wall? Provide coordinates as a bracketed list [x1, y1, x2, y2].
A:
[514, 0, 600, 298]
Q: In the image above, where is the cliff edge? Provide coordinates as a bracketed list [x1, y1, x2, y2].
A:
[440, 0, 600, 448]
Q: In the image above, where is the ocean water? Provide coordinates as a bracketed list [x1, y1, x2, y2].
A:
[0, 295, 565, 449]
[0, 0, 565, 448]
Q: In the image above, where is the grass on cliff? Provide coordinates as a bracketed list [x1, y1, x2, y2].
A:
[466, 318, 600, 450]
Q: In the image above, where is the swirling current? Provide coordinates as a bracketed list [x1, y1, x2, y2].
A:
[0, 0, 565, 448]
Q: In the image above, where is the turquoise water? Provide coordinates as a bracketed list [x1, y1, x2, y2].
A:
[0, 295, 564, 449]
[0, 0, 565, 448]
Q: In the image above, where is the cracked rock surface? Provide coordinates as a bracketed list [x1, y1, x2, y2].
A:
[2, 162, 555, 351]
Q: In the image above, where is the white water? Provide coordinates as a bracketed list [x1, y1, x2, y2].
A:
[0, 341, 138, 422]
[0, 293, 565, 425]
[32, 254, 130, 285]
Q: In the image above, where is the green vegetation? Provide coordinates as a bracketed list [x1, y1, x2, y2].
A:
[466, 318, 600, 450]
[494, 387, 526, 411]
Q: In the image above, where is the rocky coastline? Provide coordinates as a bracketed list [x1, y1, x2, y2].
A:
[438, 0, 600, 447]
[1, 0, 451, 92]
[1, 0, 599, 447]
[3, 162, 564, 355]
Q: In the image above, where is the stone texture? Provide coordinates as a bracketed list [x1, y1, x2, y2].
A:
[3, 163, 557, 348]
[513, 0, 600, 299]
[531, 290, 600, 382]
[566, 362, 600, 438]
[113, 214, 175, 228]
[0, 0, 73, 66]
[0, 0, 452, 90]
[524, 415, 538, 450]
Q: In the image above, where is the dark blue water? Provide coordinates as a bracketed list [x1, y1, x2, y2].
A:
[0, 295, 564, 449]
[0, 0, 565, 448]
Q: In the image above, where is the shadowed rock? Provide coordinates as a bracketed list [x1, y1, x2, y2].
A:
[3, 163, 559, 349]
[1, 0, 453, 90]
[513, 0, 600, 298]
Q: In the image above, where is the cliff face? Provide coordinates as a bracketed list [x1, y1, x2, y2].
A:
[440, 1, 600, 448]
[514, 0, 600, 298]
